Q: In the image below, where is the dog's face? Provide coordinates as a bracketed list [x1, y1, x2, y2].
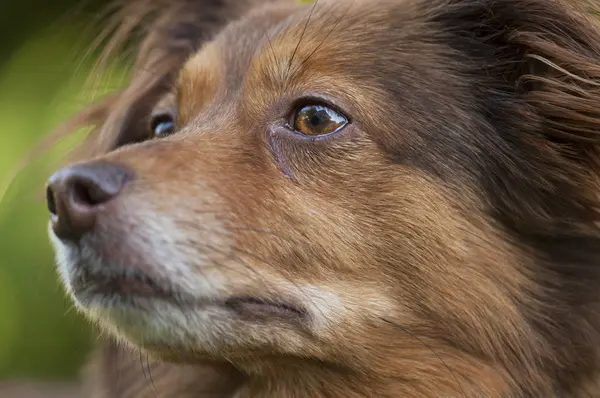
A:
[47, 0, 600, 395]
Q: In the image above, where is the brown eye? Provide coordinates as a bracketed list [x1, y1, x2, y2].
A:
[292, 104, 348, 137]
[150, 113, 175, 138]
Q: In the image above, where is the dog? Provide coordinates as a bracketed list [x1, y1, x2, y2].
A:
[45, 0, 600, 396]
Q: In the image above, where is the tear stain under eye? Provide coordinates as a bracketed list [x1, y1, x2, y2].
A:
[267, 132, 297, 182]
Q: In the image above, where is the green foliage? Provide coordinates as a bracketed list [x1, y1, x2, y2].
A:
[0, 22, 127, 380]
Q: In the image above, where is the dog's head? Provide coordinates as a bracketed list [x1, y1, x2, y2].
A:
[47, 0, 600, 395]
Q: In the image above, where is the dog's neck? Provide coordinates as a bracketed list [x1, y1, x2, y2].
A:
[231, 360, 600, 398]
[228, 351, 515, 398]
[90, 339, 600, 397]
[232, 364, 377, 398]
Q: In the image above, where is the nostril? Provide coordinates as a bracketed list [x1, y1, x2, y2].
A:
[70, 177, 122, 207]
[71, 178, 107, 207]
[46, 185, 57, 216]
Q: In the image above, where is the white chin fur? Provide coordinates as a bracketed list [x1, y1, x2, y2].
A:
[48, 224, 77, 299]
[47, 220, 375, 357]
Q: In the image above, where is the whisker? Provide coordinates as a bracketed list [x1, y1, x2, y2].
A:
[138, 349, 151, 392]
[145, 351, 160, 397]
[286, 0, 320, 81]
[299, 1, 354, 69]
[63, 303, 78, 317]
[262, 26, 280, 72]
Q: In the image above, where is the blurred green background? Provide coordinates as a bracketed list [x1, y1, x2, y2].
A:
[0, 0, 127, 383]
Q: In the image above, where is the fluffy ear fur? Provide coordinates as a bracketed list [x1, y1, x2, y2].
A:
[433, 0, 600, 136]
[57, 0, 275, 159]
[430, 0, 600, 226]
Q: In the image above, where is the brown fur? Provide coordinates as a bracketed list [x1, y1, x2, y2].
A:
[46, 0, 600, 396]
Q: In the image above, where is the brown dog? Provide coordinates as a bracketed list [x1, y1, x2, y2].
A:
[46, 0, 600, 396]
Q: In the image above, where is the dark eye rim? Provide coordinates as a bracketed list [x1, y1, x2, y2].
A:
[287, 97, 351, 138]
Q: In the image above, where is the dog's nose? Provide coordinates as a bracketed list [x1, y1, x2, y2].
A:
[46, 161, 131, 241]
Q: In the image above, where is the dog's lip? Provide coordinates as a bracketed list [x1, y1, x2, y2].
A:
[225, 296, 307, 318]
[71, 266, 177, 303]
[71, 266, 307, 319]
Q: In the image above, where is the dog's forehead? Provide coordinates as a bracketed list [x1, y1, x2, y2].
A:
[179, 3, 302, 88]
[178, 0, 410, 90]
[173, 0, 456, 135]
[174, 0, 451, 135]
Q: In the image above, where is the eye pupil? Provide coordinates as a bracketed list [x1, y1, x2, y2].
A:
[310, 113, 323, 126]
[150, 114, 175, 138]
[155, 122, 174, 136]
[293, 104, 348, 137]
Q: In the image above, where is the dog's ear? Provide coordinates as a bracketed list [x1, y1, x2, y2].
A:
[432, 0, 600, 224]
[59, 0, 271, 158]
[433, 0, 600, 147]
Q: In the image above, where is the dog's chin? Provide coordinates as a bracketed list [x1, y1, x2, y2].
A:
[83, 293, 233, 361]
[49, 228, 310, 362]
[82, 288, 310, 363]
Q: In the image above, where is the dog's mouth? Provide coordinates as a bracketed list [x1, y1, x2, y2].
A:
[70, 265, 306, 319]
[72, 268, 171, 300]
[225, 296, 307, 318]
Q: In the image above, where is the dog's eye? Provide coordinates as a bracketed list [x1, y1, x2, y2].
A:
[292, 104, 348, 137]
[150, 114, 175, 138]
